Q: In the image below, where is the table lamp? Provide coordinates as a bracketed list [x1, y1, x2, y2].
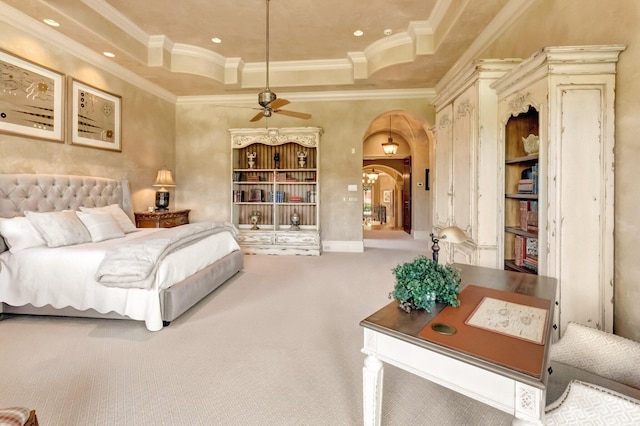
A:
[430, 226, 466, 263]
[153, 167, 176, 211]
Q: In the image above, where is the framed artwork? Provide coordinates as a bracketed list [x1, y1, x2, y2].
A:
[70, 79, 121, 151]
[0, 50, 64, 142]
[383, 190, 392, 203]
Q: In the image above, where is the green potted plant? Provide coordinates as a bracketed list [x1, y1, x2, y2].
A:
[389, 256, 462, 313]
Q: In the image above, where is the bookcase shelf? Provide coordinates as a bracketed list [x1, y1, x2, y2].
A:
[230, 127, 323, 255]
[502, 106, 539, 275]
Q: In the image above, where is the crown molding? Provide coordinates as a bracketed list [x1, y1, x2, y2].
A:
[82, 0, 149, 45]
[176, 88, 436, 105]
[0, 2, 177, 103]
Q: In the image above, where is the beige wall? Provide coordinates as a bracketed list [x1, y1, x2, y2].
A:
[175, 98, 434, 244]
[0, 21, 176, 212]
[478, 0, 640, 340]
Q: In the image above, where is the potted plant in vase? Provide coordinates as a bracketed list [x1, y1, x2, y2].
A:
[389, 256, 462, 313]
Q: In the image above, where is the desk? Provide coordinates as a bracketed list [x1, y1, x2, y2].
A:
[360, 264, 557, 425]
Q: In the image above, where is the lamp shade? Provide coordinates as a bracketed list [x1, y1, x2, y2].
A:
[153, 168, 176, 190]
[438, 226, 466, 243]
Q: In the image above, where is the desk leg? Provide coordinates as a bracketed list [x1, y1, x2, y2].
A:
[363, 354, 384, 426]
[512, 382, 544, 425]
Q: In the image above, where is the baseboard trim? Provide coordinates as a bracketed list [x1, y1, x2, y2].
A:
[322, 240, 364, 253]
[412, 230, 431, 240]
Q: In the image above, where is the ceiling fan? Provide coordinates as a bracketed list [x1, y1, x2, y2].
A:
[248, 0, 311, 122]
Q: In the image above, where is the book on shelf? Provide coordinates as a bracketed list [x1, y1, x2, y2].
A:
[519, 164, 539, 194]
[268, 191, 285, 203]
[306, 190, 317, 203]
[233, 190, 244, 202]
[519, 200, 538, 232]
[518, 178, 534, 193]
[515, 235, 526, 266]
[289, 195, 303, 202]
[246, 174, 260, 182]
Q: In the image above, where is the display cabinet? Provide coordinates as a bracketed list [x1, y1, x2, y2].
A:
[433, 59, 520, 266]
[229, 127, 322, 255]
[492, 45, 624, 337]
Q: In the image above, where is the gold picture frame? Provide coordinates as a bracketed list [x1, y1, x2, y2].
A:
[70, 79, 121, 151]
[0, 50, 64, 142]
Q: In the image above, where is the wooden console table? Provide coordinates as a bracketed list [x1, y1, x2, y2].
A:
[360, 263, 557, 425]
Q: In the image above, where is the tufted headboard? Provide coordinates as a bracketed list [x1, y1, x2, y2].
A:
[0, 174, 134, 253]
[0, 174, 133, 219]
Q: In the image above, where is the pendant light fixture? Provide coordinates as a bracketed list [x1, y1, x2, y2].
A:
[382, 114, 399, 155]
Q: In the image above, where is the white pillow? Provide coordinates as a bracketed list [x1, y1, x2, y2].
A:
[0, 217, 47, 253]
[76, 211, 125, 242]
[80, 204, 137, 233]
[25, 210, 91, 248]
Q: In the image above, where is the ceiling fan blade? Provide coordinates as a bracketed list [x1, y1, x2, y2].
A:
[268, 98, 290, 109]
[250, 111, 266, 122]
[274, 109, 312, 120]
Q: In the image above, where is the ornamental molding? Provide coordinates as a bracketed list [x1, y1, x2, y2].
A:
[508, 92, 535, 116]
[229, 127, 323, 148]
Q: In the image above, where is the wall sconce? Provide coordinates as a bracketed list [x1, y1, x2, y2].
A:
[429, 226, 466, 263]
[381, 114, 399, 155]
[153, 167, 176, 211]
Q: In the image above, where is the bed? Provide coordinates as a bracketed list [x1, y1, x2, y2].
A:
[0, 173, 244, 331]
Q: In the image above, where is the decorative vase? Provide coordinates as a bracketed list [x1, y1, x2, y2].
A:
[522, 134, 539, 155]
[290, 208, 300, 231]
[249, 210, 261, 230]
[297, 150, 307, 168]
[247, 151, 257, 169]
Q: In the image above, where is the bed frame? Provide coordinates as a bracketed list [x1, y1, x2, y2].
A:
[0, 173, 243, 326]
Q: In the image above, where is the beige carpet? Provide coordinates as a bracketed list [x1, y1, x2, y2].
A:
[0, 231, 516, 425]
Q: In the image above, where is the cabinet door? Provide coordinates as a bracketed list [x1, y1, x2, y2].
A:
[434, 105, 453, 229]
[451, 94, 476, 235]
[555, 85, 614, 333]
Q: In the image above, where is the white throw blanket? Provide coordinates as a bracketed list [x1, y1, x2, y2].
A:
[95, 222, 238, 289]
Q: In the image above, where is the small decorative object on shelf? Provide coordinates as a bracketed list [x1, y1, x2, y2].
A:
[273, 152, 280, 169]
[247, 151, 257, 169]
[290, 209, 300, 231]
[249, 210, 262, 230]
[522, 133, 540, 155]
[389, 256, 461, 313]
[297, 150, 307, 168]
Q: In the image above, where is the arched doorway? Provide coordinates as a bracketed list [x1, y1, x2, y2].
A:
[361, 110, 433, 240]
[362, 164, 403, 230]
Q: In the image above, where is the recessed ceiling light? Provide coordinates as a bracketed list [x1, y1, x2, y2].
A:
[353, 30, 364, 37]
[103, 51, 116, 58]
[211, 37, 222, 44]
[384, 29, 392, 36]
[43, 18, 60, 27]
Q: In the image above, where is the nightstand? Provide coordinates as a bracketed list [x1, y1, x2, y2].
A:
[134, 209, 190, 228]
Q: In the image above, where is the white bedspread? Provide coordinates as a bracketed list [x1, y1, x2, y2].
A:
[0, 227, 240, 331]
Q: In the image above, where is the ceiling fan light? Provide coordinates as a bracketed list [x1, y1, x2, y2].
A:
[382, 137, 399, 155]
